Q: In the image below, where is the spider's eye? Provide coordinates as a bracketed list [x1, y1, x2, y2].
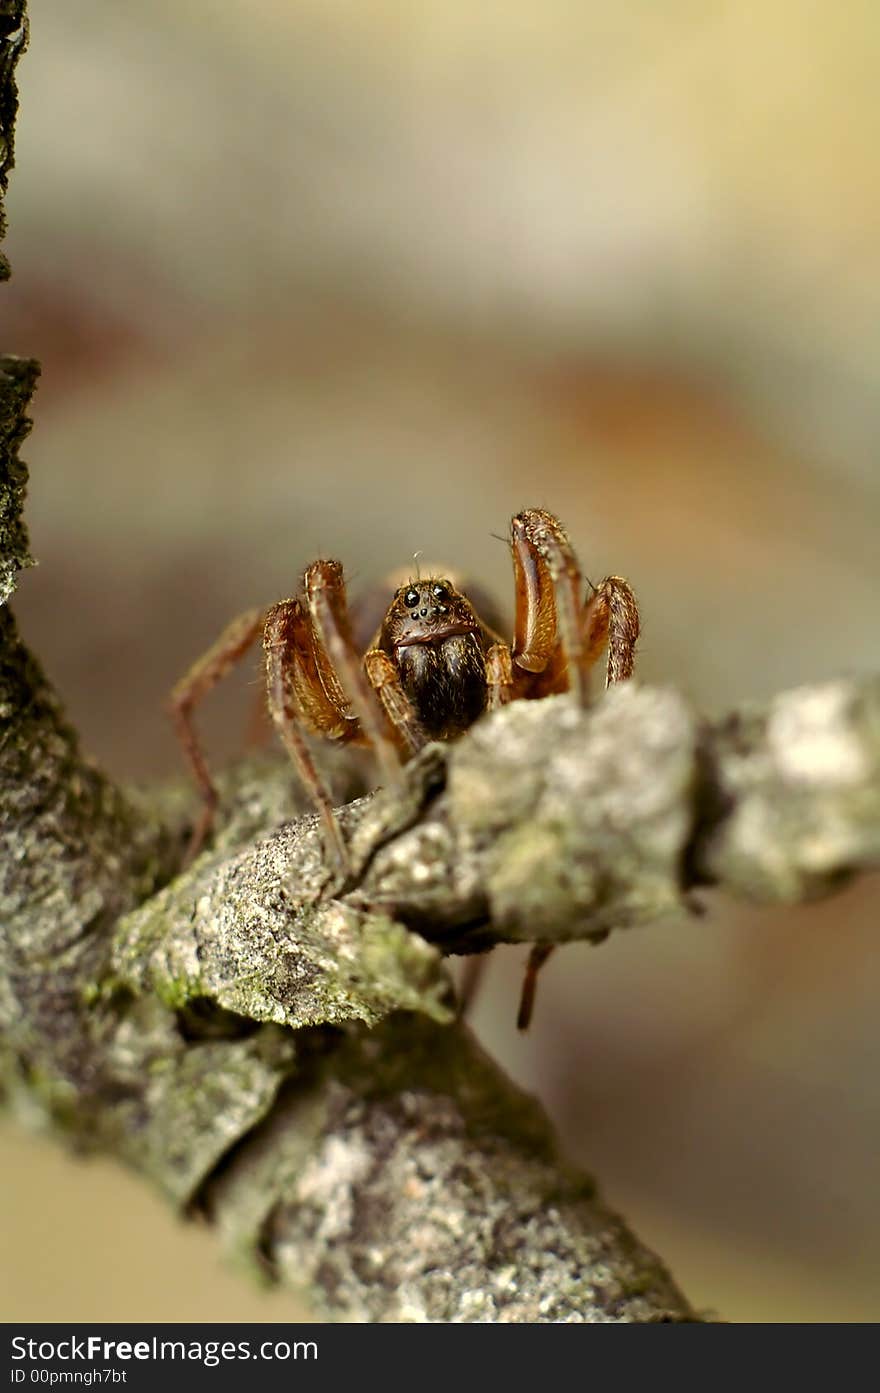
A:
[432, 583, 449, 600]
[404, 588, 420, 608]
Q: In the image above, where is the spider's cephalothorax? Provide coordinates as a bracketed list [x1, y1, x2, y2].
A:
[379, 579, 487, 739]
[170, 508, 641, 1026]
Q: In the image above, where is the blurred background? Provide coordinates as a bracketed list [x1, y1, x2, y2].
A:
[2, 0, 880, 1322]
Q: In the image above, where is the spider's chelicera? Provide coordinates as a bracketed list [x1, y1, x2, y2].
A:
[170, 509, 640, 1021]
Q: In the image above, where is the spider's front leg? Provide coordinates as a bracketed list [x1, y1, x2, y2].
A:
[262, 595, 356, 869]
[510, 508, 589, 701]
[302, 561, 406, 789]
[509, 508, 641, 699]
[582, 575, 641, 685]
[507, 509, 641, 1027]
[265, 561, 416, 869]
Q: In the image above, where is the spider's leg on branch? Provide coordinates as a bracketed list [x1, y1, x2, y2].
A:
[263, 596, 356, 869]
[305, 560, 403, 790]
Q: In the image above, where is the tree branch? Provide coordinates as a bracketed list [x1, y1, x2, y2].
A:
[7, 1, 877, 1323]
[0, 2, 27, 287]
[0, 333, 700, 1330]
[5, 397, 878, 1323]
[0, 245, 698, 1326]
[110, 668, 880, 1039]
[1, 580, 701, 1319]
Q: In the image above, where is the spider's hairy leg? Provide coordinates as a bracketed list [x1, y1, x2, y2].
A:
[510, 508, 588, 703]
[263, 599, 350, 868]
[305, 560, 404, 789]
[364, 649, 427, 759]
[169, 607, 266, 863]
[517, 943, 556, 1031]
[583, 576, 641, 686]
[486, 642, 515, 709]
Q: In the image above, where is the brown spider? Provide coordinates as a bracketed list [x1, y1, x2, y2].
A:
[169, 508, 640, 1026]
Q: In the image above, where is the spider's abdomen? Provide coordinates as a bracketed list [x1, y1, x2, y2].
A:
[396, 634, 487, 740]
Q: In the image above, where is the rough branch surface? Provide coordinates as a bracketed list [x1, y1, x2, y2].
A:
[0, 341, 698, 1321]
[4, 4, 879, 1322]
[112, 675, 880, 1039]
[4, 425, 879, 1322]
[0, 2, 27, 285]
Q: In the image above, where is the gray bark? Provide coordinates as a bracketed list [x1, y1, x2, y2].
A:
[0, 11, 694, 1319]
[4, 1, 879, 1323]
[0, 2, 27, 286]
[5, 371, 879, 1323]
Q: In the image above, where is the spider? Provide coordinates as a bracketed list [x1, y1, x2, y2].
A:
[170, 508, 640, 1026]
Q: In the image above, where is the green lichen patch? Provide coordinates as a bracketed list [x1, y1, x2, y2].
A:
[449, 687, 698, 942]
[49, 990, 300, 1209]
[703, 678, 880, 899]
[210, 1017, 695, 1323]
[113, 809, 455, 1032]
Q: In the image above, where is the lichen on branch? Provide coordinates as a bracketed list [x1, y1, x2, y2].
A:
[4, 0, 878, 1324]
[0, 332, 697, 1320]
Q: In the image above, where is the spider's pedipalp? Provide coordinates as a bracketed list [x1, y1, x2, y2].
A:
[486, 641, 515, 708]
[364, 648, 427, 758]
